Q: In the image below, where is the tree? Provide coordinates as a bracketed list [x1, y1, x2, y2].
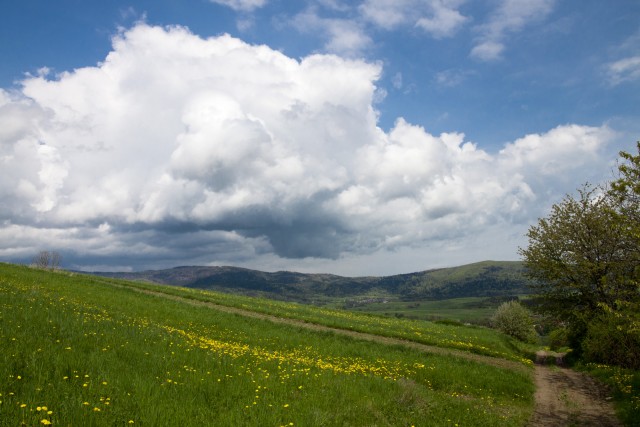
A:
[491, 300, 537, 343]
[50, 251, 62, 270]
[32, 250, 62, 270]
[519, 186, 632, 319]
[609, 141, 640, 291]
[33, 250, 51, 269]
[519, 143, 640, 363]
[611, 141, 640, 222]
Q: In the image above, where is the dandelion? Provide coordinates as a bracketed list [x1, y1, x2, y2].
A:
[40, 420, 51, 425]
[93, 407, 101, 412]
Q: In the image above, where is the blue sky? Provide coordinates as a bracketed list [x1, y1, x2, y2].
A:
[0, 0, 639, 275]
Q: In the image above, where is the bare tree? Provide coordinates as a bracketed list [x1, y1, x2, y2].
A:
[33, 250, 51, 269]
[50, 251, 62, 270]
[32, 250, 62, 270]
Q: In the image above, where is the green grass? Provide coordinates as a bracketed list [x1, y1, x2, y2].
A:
[101, 275, 537, 364]
[1, 263, 535, 426]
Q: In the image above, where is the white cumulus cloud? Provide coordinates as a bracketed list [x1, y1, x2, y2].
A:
[0, 23, 617, 274]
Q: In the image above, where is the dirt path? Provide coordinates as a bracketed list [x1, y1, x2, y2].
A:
[529, 352, 621, 426]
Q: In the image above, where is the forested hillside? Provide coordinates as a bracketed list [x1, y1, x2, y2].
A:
[94, 260, 532, 304]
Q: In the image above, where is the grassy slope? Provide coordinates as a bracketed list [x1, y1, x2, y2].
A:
[0, 263, 534, 426]
[105, 274, 537, 364]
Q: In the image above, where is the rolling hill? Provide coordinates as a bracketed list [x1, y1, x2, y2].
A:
[93, 260, 532, 304]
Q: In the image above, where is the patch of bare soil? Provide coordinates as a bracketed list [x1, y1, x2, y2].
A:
[529, 351, 621, 426]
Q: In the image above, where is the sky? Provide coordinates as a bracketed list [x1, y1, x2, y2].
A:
[0, 0, 639, 276]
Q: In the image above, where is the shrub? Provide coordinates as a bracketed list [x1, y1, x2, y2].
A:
[582, 313, 640, 370]
[548, 327, 570, 350]
[491, 301, 537, 343]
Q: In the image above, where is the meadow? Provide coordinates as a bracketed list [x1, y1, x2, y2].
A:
[0, 263, 535, 426]
[105, 277, 537, 364]
[343, 297, 513, 325]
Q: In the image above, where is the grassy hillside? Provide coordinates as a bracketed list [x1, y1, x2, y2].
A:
[0, 263, 535, 426]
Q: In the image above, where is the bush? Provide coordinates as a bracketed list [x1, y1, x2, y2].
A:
[491, 301, 538, 343]
[548, 327, 570, 350]
[582, 313, 640, 370]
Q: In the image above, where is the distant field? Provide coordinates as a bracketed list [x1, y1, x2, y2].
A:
[343, 296, 526, 324]
[0, 263, 535, 426]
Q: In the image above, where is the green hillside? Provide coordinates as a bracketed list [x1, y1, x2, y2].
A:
[1, 263, 535, 426]
[95, 260, 532, 304]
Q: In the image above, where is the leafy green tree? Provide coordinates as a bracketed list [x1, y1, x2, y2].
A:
[519, 186, 631, 319]
[519, 143, 640, 362]
[609, 141, 640, 295]
[491, 300, 537, 343]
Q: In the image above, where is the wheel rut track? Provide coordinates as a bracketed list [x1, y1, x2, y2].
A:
[106, 281, 527, 372]
[101, 280, 624, 426]
[528, 353, 621, 426]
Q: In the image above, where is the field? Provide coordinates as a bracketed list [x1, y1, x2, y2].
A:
[0, 263, 536, 426]
[342, 297, 513, 324]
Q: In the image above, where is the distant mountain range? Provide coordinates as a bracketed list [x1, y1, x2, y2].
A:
[92, 260, 533, 304]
